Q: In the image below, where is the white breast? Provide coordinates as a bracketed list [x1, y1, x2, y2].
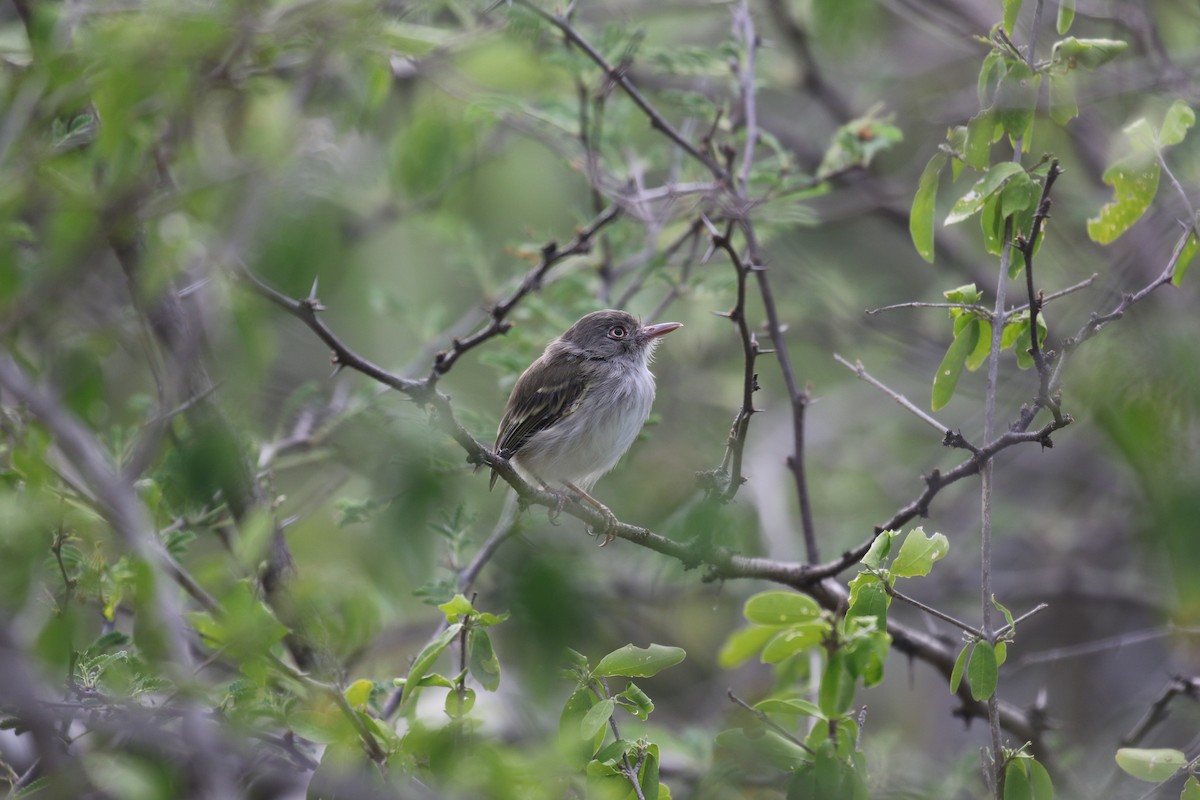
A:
[514, 361, 656, 491]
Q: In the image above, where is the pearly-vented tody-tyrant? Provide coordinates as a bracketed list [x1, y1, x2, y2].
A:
[491, 309, 681, 493]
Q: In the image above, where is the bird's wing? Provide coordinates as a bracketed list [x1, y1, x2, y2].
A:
[491, 355, 589, 488]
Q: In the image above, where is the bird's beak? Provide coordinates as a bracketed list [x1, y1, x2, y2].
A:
[640, 321, 683, 340]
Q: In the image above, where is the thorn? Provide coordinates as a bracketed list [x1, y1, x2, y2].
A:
[711, 309, 733, 318]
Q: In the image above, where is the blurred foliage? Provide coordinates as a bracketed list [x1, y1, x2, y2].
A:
[1, 0, 1199, 798]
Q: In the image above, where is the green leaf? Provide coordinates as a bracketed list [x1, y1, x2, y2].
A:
[846, 575, 888, 625]
[559, 688, 605, 765]
[950, 643, 970, 693]
[994, 60, 1039, 144]
[981, 193, 1007, 255]
[932, 317, 981, 410]
[580, 697, 615, 741]
[1003, 0, 1023, 35]
[1087, 155, 1159, 244]
[891, 527, 950, 578]
[911, 153, 946, 263]
[438, 593, 474, 621]
[1114, 748, 1187, 782]
[967, 640, 998, 700]
[344, 679, 373, 709]
[1048, 72, 1078, 125]
[468, 628, 501, 692]
[1056, 0, 1075, 33]
[965, 319, 993, 372]
[593, 643, 685, 678]
[755, 697, 824, 718]
[994, 641, 1008, 666]
[1004, 759, 1032, 800]
[639, 743, 661, 800]
[762, 622, 830, 664]
[1181, 776, 1200, 800]
[861, 530, 895, 569]
[1160, 101, 1196, 147]
[1172, 232, 1199, 286]
[964, 111, 994, 170]
[1028, 757, 1054, 800]
[398, 623, 462, 712]
[1050, 37, 1128, 71]
[978, 50, 1005, 107]
[616, 682, 654, 720]
[1001, 172, 1036, 218]
[818, 649, 855, 717]
[992, 595, 1016, 630]
[744, 591, 822, 625]
[945, 162, 1026, 225]
[718, 624, 782, 668]
[944, 283, 983, 304]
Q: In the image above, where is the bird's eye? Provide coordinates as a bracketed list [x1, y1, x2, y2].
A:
[608, 325, 627, 339]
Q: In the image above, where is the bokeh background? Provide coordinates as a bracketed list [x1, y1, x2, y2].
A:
[1, 0, 1198, 797]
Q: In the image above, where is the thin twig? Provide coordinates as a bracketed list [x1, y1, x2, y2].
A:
[866, 301, 994, 317]
[832, 354, 960, 441]
[726, 690, 816, 754]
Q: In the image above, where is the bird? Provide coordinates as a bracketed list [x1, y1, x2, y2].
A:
[490, 309, 681, 536]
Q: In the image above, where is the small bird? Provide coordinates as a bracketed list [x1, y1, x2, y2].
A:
[491, 309, 681, 521]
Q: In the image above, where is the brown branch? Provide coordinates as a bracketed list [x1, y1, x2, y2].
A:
[706, 222, 760, 501]
[1014, 159, 1064, 413]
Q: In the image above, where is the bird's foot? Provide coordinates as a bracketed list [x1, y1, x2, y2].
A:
[563, 481, 619, 547]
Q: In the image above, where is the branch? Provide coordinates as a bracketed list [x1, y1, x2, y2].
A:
[429, 204, 621, 381]
[515, 0, 725, 181]
[1013, 159, 1063, 413]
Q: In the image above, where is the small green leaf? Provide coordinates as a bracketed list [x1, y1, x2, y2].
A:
[891, 527, 950, 578]
[468, 628, 501, 692]
[945, 162, 1026, 225]
[639, 743, 661, 800]
[1028, 757, 1054, 800]
[994, 641, 1008, 666]
[593, 643, 685, 678]
[1087, 155, 1159, 244]
[1001, 172, 1036, 218]
[1048, 72, 1078, 125]
[438, 594, 474, 621]
[1181, 775, 1200, 800]
[818, 649, 855, 717]
[1172, 232, 1198, 286]
[1050, 37, 1128, 71]
[580, 697, 615, 741]
[1003, 0, 1023, 35]
[992, 595, 1016, 630]
[965, 319, 993, 372]
[445, 687, 476, 717]
[718, 624, 782, 668]
[1004, 759, 1032, 800]
[911, 153, 946, 263]
[399, 623, 462, 712]
[950, 643, 970, 693]
[964, 111, 994, 170]
[616, 682, 654, 720]
[981, 193, 1007, 255]
[344, 679, 373, 709]
[994, 61, 1039, 143]
[1056, 0, 1075, 33]
[1160, 101, 1196, 147]
[755, 697, 824, 718]
[761, 622, 830, 664]
[744, 591, 822, 625]
[861, 530, 895, 569]
[978, 50, 1005, 107]
[944, 283, 983, 304]
[932, 317, 981, 410]
[967, 640, 999, 700]
[1114, 748, 1187, 782]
